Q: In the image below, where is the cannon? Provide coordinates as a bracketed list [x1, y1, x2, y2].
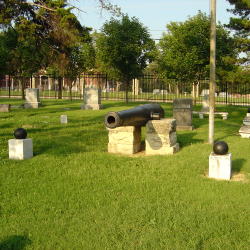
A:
[104, 103, 164, 128]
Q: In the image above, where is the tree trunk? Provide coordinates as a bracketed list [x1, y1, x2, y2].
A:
[8, 75, 11, 99]
[58, 76, 63, 99]
[125, 80, 129, 104]
[21, 77, 25, 100]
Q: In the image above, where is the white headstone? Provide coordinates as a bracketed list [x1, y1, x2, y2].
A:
[60, 115, 68, 124]
[81, 87, 102, 110]
[24, 88, 41, 108]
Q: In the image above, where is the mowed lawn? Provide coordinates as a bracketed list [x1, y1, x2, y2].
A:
[0, 98, 250, 250]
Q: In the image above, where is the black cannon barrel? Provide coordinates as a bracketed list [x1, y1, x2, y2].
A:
[104, 103, 164, 128]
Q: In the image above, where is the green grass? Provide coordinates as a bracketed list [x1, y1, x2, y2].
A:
[1, 99, 250, 249]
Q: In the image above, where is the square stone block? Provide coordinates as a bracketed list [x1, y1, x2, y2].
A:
[8, 139, 33, 160]
[146, 118, 176, 134]
[145, 143, 179, 155]
[108, 126, 141, 145]
[209, 153, 232, 180]
[108, 142, 141, 155]
[146, 132, 177, 147]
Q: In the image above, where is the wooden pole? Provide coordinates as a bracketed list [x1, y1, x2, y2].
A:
[209, 0, 216, 144]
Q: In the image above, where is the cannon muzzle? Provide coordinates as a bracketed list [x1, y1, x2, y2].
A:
[104, 103, 164, 128]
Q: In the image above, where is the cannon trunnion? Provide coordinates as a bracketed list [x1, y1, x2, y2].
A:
[104, 104, 164, 129]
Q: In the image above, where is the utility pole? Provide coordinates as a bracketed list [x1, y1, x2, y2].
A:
[209, 0, 216, 144]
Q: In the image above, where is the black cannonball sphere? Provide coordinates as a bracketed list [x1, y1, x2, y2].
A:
[248, 108, 250, 113]
[14, 128, 27, 139]
[213, 141, 229, 155]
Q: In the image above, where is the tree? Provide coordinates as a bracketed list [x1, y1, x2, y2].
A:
[96, 15, 155, 102]
[227, 0, 250, 64]
[157, 12, 237, 87]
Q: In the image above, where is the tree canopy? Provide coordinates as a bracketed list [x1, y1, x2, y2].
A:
[227, 0, 250, 63]
[156, 12, 237, 84]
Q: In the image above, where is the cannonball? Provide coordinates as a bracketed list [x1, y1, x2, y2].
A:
[247, 108, 250, 113]
[14, 128, 27, 139]
[213, 141, 229, 155]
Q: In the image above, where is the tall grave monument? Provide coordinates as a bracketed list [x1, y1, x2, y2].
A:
[24, 88, 41, 108]
[81, 87, 102, 110]
[173, 98, 193, 130]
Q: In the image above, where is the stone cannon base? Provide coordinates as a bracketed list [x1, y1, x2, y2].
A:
[145, 118, 179, 155]
[107, 126, 141, 155]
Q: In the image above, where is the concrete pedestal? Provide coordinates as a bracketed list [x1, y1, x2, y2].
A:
[8, 139, 33, 160]
[60, 115, 68, 124]
[107, 126, 141, 155]
[145, 118, 179, 155]
[209, 153, 232, 180]
[24, 88, 41, 108]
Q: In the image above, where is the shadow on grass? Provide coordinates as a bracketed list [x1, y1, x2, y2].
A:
[177, 132, 204, 147]
[0, 235, 31, 250]
[232, 158, 246, 174]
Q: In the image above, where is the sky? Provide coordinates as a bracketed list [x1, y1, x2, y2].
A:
[72, 0, 234, 40]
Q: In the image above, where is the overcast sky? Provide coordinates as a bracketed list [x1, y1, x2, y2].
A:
[72, 0, 234, 40]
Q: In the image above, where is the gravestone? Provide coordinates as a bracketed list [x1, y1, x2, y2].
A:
[24, 88, 41, 108]
[153, 89, 160, 95]
[239, 109, 250, 138]
[145, 118, 179, 155]
[81, 87, 102, 110]
[60, 115, 68, 124]
[173, 98, 193, 130]
[200, 89, 209, 96]
[201, 94, 209, 112]
[0, 104, 10, 112]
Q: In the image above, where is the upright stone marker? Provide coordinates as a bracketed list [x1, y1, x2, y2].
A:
[81, 87, 102, 110]
[201, 94, 209, 112]
[239, 109, 250, 138]
[145, 118, 179, 155]
[24, 88, 41, 108]
[60, 115, 68, 124]
[173, 98, 193, 130]
[0, 104, 10, 112]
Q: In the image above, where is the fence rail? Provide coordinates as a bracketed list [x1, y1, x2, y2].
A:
[0, 74, 250, 106]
